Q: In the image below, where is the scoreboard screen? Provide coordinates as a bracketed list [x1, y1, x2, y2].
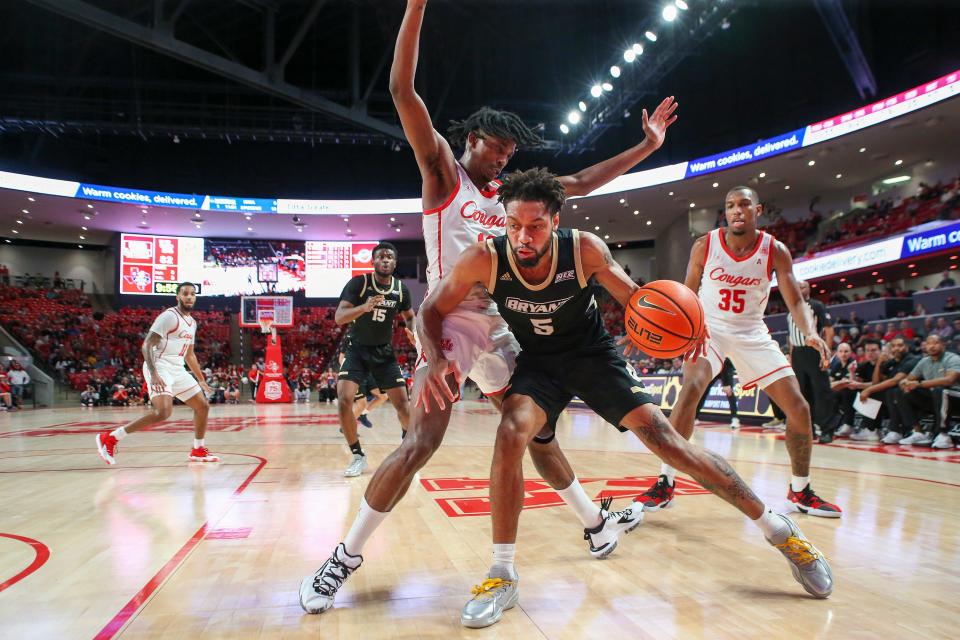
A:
[118, 234, 377, 297]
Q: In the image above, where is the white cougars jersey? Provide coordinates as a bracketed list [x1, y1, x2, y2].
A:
[700, 228, 774, 336]
[422, 162, 504, 312]
[148, 307, 197, 367]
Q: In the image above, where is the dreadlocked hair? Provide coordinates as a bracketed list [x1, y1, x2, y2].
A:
[497, 168, 566, 215]
[447, 106, 544, 149]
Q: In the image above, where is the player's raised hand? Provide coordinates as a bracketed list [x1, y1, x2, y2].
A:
[415, 358, 461, 413]
[642, 96, 679, 149]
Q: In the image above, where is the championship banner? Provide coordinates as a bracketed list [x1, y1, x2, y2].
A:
[571, 375, 775, 419]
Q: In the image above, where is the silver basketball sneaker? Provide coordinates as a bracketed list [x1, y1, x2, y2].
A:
[460, 573, 519, 628]
[343, 453, 368, 477]
[767, 514, 834, 598]
[583, 497, 644, 559]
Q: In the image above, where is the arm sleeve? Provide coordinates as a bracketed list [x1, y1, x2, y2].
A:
[339, 276, 363, 306]
[399, 283, 413, 311]
[148, 310, 176, 337]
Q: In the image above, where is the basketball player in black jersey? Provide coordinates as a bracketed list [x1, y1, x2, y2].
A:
[417, 168, 834, 628]
[335, 243, 414, 477]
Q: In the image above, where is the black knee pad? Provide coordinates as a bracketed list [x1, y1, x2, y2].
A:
[532, 430, 556, 445]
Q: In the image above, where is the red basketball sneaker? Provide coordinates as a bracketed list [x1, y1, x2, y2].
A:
[95, 432, 118, 465]
[188, 446, 220, 462]
[634, 474, 675, 511]
[788, 484, 842, 518]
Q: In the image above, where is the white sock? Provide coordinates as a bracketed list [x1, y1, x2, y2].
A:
[557, 477, 603, 528]
[660, 463, 676, 485]
[753, 507, 790, 543]
[790, 475, 810, 493]
[194, 438, 204, 449]
[110, 427, 127, 441]
[342, 498, 389, 557]
[491, 543, 517, 579]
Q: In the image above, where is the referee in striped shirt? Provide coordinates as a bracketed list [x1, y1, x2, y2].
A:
[787, 280, 842, 443]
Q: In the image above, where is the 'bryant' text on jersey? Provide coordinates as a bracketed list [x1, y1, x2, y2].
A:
[505, 296, 574, 314]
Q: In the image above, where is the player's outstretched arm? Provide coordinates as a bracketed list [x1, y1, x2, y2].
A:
[416, 244, 492, 410]
[558, 96, 678, 197]
[774, 241, 828, 365]
[578, 231, 639, 307]
[389, 0, 457, 203]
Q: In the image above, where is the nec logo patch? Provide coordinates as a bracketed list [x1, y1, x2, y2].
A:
[555, 270, 575, 283]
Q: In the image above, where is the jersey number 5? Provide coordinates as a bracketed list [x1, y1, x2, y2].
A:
[718, 289, 746, 313]
[372, 308, 387, 322]
[531, 318, 554, 335]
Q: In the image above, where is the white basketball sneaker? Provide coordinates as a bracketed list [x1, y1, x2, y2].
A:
[299, 543, 363, 614]
[583, 497, 644, 559]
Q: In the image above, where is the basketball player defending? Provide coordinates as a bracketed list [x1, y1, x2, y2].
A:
[633, 186, 842, 518]
[334, 243, 414, 477]
[299, 0, 677, 614]
[95, 282, 218, 464]
[419, 169, 833, 627]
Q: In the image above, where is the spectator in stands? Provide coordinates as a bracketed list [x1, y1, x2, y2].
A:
[207, 375, 225, 404]
[53, 271, 64, 288]
[882, 322, 899, 342]
[899, 320, 916, 341]
[859, 338, 921, 444]
[865, 286, 882, 300]
[933, 316, 955, 341]
[293, 378, 310, 403]
[0, 263, 9, 286]
[937, 271, 956, 289]
[321, 367, 337, 403]
[922, 317, 935, 337]
[944, 296, 959, 312]
[6, 361, 30, 409]
[225, 379, 240, 404]
[846, 339, 883, 442]
[111, 384, 129, 407]
[830, 343, 858, 436]
[0, 372, 12, 410]
[896, 334, 960, 448]
[914, 303, 928, 317]
[80, 384, 99, 407]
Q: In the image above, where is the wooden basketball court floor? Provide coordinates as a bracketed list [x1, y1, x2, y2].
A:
[1, 400, 957, 639]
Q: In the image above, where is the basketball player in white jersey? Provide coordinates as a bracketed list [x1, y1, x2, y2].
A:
[299, 0, 677, 614]
[632, 187, 842, 517]
[95, 282, 218, 465]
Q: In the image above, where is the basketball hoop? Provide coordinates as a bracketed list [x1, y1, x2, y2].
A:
[258, 317, 275, 335]
[257, 310, 277, 344]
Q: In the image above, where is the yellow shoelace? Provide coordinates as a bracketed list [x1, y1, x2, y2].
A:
[470, 578, 511, 598]
[775, 536, 822, 565]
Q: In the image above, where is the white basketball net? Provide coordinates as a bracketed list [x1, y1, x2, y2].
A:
[257, 310, 276, 340]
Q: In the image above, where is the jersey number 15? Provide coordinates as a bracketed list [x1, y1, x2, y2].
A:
[372, 308, 387, 322]
[718, 289, 746, 314]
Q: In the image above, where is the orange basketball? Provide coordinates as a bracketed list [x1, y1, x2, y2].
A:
[624, 280, 705, 358]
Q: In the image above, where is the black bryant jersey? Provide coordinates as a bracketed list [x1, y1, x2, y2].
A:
[339, 274, 411, 346]
[487, 228, 610, 356]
